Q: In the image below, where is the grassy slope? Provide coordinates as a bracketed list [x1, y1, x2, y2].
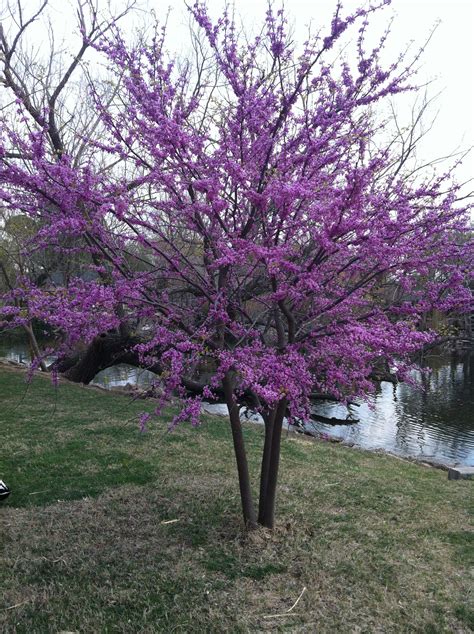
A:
[0, 365, 472, 633]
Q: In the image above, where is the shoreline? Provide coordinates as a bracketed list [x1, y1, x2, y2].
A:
[0, 358, 465, 472]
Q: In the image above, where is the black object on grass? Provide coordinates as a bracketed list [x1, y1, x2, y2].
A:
[0, 480, 11, 501]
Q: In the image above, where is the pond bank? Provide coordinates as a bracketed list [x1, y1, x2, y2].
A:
[202, 398, 455, 471]
[2, 335, 473, 465]
[0, 358, 459, 472]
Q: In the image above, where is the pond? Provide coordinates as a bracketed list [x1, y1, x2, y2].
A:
[308, 355, 473, 467]
[1, 337, 472, 467]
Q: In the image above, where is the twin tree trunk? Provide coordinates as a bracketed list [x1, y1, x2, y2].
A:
[223, 373, 287, 530]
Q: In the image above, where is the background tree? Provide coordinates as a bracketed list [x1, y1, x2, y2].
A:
[0, 0, 143, 376]
[0, 0, 472, 528]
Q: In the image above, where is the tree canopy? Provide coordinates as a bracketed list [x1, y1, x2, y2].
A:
[0, 0, 472, 528]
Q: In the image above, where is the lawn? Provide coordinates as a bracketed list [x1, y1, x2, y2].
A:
[0, 364, 472, 633]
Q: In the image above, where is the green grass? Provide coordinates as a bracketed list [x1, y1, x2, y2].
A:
[0, 364, 473, 633]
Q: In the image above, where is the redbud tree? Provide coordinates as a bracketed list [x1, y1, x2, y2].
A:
[0, 1, 472, 528]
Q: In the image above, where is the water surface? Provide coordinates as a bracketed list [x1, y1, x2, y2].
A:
[308, 355, 473, 466]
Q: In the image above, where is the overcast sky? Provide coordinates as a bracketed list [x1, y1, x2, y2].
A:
[173, 0, 473, 189]
[8, 0, 474, 191]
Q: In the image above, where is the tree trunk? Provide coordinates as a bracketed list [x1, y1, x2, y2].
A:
[258, 408, 276, 524]
[23, 323, 48, 372]
[258, 398, 287, 529]
[61, 332, 143, 383]
[222, 373, 257, 530]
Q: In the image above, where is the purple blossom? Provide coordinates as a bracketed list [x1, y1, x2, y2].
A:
[0, 0, 472, 527]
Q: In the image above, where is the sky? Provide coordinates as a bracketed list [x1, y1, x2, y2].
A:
[5, 0, 474, 192]
[171, 0, 473, 191]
